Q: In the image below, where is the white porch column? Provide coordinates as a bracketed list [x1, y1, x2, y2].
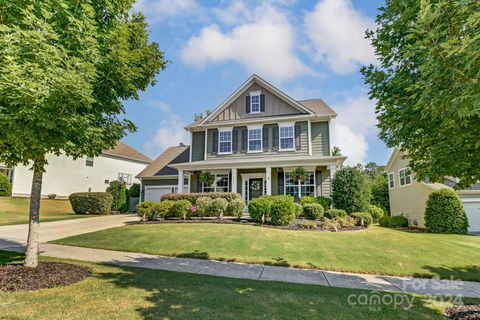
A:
[231, 168, 238, 193]
[266, 166, 272, 195]
[329, 164, 337, 179]
[178, 169, 184, 193]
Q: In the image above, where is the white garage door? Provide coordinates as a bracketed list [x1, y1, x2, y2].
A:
[463, 200, 480, 233]
[144, 186, 189, 202]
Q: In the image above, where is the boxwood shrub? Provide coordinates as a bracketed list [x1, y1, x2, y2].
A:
[325, 209, 347, 219]
[270, 196, 295, 226]
[316, 196, 332, 210]
[210, 198, 228, 217]
[170, 200, 192, 220]
[350, 212, 373, 226]
[136, 200, 167, 221]
[379, 215, 409, 228]
[161, 192, 241, 203]
[293, 203, 303, 217]
[248, 197, 272, 223]
[299, 196, 316, 205]
[303, 203, 324, 220]
[0, 173, 12, 196]
[195, 196, 213, 217]
[425, 189, 468, 234]
[157, 200, 175, 218]
[69, 192, 113, 215]
[366, 205, 385, 222]
[227, 198, 246, 218]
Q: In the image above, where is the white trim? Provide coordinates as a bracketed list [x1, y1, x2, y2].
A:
[278, 125, 295, 152]
[218, 127, 233, 132]
[247, 126, 263, 153]
[241, 173, 266, 203]
[249, 90, 261, 96]
[327, 119, 332, 156]
[249, 91, 261, 114]
[283, 170, 316, 198]
[204, 129, 208, 160]
[388, 172, 395, 189]
[231, 168, 238, 193]
[307, 120, 312, 156]
[218, 129, 233, 155]
[265, 166, 272, 195]
[398, 167, 412, 187]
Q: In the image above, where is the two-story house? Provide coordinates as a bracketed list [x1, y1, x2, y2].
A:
[138, 75, 346, 203]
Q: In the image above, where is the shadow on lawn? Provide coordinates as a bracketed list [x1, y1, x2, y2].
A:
[413, 265, 480, 282]
[94, 256, 452, 320]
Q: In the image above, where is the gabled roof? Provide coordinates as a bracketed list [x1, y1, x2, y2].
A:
[102, 141, 151, 163]
[298, 99, 337, 117]
[136, 145, 189, 178]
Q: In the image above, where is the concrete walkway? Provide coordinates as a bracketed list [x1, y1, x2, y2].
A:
[1, 216, 479, 298]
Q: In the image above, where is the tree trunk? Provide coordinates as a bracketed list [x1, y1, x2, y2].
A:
[24, 168, 44, 268]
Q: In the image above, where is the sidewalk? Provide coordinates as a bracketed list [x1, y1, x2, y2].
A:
[3, 242, 480, 298]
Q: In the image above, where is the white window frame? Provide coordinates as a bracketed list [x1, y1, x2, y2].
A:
[218, 127, 232, 155]
[85, 156, 94, 167]
[279, 123, 295, 151]
[247, 125, 263, 153]
[399, 167, 412, 187]
[388, 172, 395, 189]
[202, 173, 230, 193]
[284, 170, 315, 198]
[250, 91, 261, 114]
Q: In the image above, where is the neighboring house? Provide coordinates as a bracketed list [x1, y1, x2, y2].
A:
[139, 74, 346, 203]
[4, 141, 151, 199]
[386, 147, 480, 233]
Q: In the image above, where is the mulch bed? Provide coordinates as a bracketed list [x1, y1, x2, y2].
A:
[446, 305, 480, 320]
[0, 262, 91, 291]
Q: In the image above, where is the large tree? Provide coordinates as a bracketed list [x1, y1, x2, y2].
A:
[361, 0, 480, 189]
[0, 0, 166, 267]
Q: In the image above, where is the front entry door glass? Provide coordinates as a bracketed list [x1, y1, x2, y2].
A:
[248, 178, 263, 201]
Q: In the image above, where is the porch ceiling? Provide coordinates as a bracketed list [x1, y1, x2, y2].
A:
[169, 155, 346, 171]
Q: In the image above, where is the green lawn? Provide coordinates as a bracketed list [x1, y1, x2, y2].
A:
[0, 250, 468, 320]
[0, 197, 92, 225]
[53, 224, 480, 281]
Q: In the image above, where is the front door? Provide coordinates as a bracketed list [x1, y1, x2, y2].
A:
[248, 178, 263, 201]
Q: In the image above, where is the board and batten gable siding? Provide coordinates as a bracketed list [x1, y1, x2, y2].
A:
[191, 131, 205, 161]
[388, 151, 433, 227]
[206, 121, 309, 159]
[208, 83, 306, 123]
[311, 121, 330, 156]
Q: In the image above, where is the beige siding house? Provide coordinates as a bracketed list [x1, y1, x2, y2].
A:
[138, 75, 346, 202]
[386, 148, 480, 233]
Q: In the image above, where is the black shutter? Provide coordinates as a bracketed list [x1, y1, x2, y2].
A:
[241, 129, 247, 152]
[272, 126, 279, 151]
[260, 94, 265, 112]
[232, 129, 238, 153]
[212, 129, 218, 154]
[295, 125, 301, 150]
[245, 95, 251, 113]
[278, 171, 284, 195]
[262, 127, 269, 151]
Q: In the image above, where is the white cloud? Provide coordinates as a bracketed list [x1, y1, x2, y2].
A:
[304, 0, 376, 74]
[132, 0, 202, 23]
[212, 1, 249, 26]
[331, 121, 368, 166]
[144, 109, 189, 157]
[181, 4, 312, 82]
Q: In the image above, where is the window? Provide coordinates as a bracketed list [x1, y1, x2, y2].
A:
[218, 130, 232, 154]
[248, 128, 262, 152]
[279, 126, 294, 150]
[388, 172, 395, 189]
[202, 174, 230, 192]
[118, 173, 132, 185]
[251, 94, 260, 113]
[399, 168, 411, 186]
[284, 171, 315, 198]
[85, 156, 94, 167]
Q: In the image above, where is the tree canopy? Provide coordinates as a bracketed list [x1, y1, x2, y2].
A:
[361, 0, 480, 189]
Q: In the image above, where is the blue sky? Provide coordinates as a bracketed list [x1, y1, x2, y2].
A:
[123, 0, 390, 165]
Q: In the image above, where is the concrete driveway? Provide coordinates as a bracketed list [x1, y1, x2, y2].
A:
[0, 214, 137, 250]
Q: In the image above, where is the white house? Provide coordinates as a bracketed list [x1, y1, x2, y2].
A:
[3, 141, 151, 199]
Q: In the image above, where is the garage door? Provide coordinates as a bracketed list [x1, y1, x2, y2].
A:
[144, 186, 189, 202]
[463, 201, 480, 233]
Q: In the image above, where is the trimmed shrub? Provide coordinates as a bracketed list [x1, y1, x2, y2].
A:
[350, 212, 373, 227]
[331, 167, 370, 213]
[195, 197, 213, 217]
[303, 203, 324, 220]
[227, 198, 246, 218]
[316, 196, 332, 210]
[293, 203, 303, 217]
[389, 215, 409, 228]
[136, 201, 159, 220]
[129, 183, 141, 198]
[366, 205, 385, 222]
[161, 192, 241, 204]
[170, 200, 192, 220]
[106, 180, 127, 212]
[425, 189, 468, 234]
[300, 196, 316, 205]
[157, 200, 175, 218]
[69, 192, 113, 215]
[379, 215, 390, 227]
[0, 173, 12, 197]
[270, 196, 295, 226]
[248, 197, 272, 223]
[325, 209, 347, 219]
[210, 198, 228, 217]
[298, 219, 317, 229]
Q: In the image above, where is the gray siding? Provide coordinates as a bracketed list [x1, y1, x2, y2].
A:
[207, 121, 309, 159]
[191, 131, 205, 161]
[208, 83, 306, 123]
[311, 121, 330, 156]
